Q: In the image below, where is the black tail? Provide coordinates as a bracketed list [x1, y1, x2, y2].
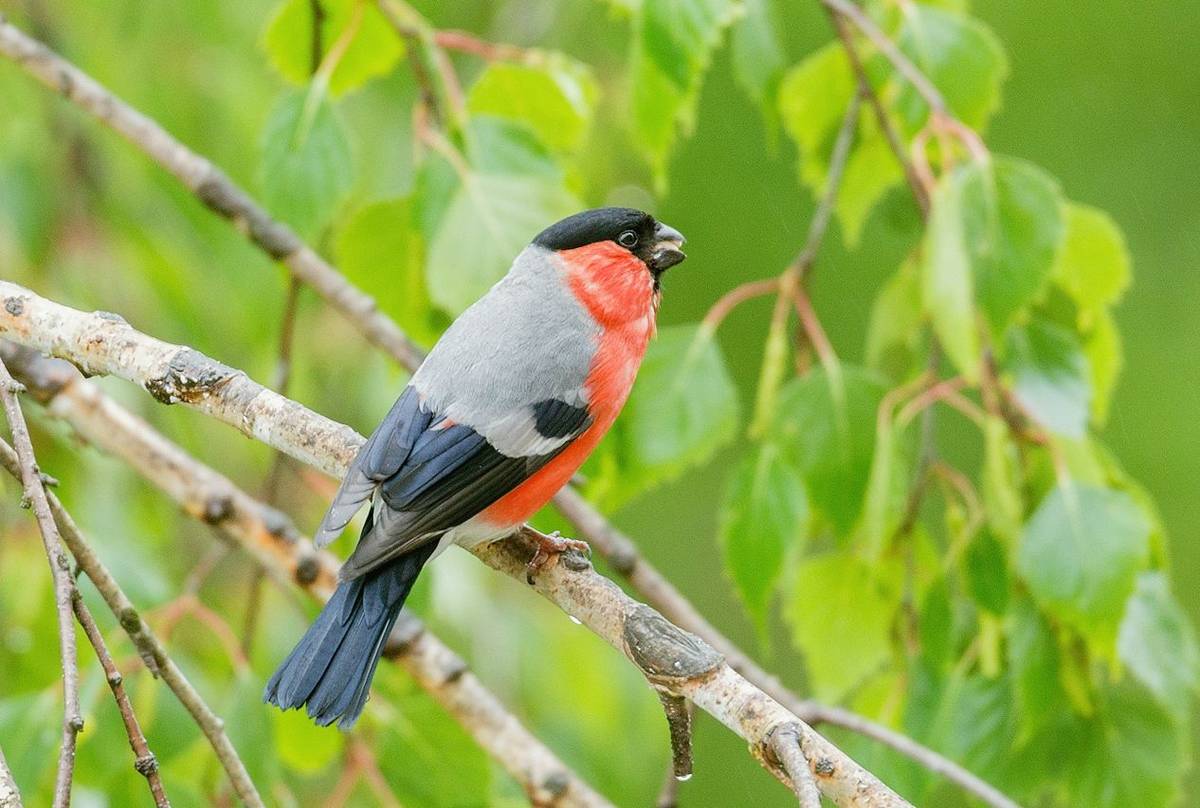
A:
[264, 542, 436, 728]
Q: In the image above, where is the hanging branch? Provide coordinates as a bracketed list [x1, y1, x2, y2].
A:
[0, 343, 613, 808]
[0, 17, 1019, 807]
[0, 358, 81, 808]
[0, 287, 910, 806]
[71, 591, 171, 807]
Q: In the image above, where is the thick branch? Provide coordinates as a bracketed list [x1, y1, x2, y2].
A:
[0, 358, 80, 808]
[0, 438, 265, 808]
[0, 286, 910, 806]
[71, 591, 171, 807]
[0, 17, 425, 372]
[0, 343, 612, 808]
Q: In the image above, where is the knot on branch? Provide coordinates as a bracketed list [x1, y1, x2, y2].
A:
[623, 603, 723, 687]
[134, 753, 159, 777]
[145, 349, 238, 406]
[3, 296, 21, 316]
[201, 493, 233, 524]
[293, 554, 320, 586]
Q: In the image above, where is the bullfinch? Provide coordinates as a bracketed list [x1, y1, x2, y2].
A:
[264, 207, 686, 728]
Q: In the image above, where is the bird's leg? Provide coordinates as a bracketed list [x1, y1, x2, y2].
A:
[524, 528, 590, 584]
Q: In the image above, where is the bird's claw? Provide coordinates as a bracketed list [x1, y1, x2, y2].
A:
[525, 530, 590, 584]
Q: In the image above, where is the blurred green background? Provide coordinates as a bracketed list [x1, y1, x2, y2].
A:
[0, 0, 1196, 805]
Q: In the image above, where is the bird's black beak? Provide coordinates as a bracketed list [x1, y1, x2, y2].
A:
[650, 221, 686, 275]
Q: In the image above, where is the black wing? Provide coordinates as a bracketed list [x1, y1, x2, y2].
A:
[315, 386, 592, 579]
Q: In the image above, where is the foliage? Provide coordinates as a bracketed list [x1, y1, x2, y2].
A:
[0, 1, 1195, 806]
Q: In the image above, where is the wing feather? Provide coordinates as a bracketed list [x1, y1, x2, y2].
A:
[318, 386, 593, 578]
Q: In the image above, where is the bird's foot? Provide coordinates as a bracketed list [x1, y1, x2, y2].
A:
[525, 530, 590, 584]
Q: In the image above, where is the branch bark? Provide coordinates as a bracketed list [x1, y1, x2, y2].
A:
[0, 343, 612, 808]
[0, 358, 80, 808]
[0, 744, 20, 808]
[71, 591, 171, 807]
[0, 284, 911, 806]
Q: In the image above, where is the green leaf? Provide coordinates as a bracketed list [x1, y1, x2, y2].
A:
[272, 705, 344, 774]
[1083, 308, 1122, 424]
[1017, 483, 1150, 638]
[1118, 571, 1200, 722]
[335, 197, 443, 345]
[223, 675, 277, 788]
[262, 0, 404, 95]
[1007, 595, 1066, 736]
[718, 441, 807, 626]
[260, 88, 353, 237]
[786, 551, 898, 701]
[467, 59, 598, 153]
[919, 576, 954, 670]
[1059, 682, 1186, 808]
[970, 158, 1065, 335]
[1006, 317, 1091, 438]
[779, 43, 855, 192]
[919, 162, 980, 380]
[894, 6, 1008, 131]
[1052, 202, 1131, 322]
[865, 259, 923, 379]
[921, 157, 1065, 376]
[592, 325, 739, 506]
[836, 126, 904, 246]
[965, 530, 1009, 615]
[631, 0, 742, 178]
[730, 0, 784, 113]
[421, 119, 580, 314]
[773, 366, 886, 536]
[981, 415, 1023, 544]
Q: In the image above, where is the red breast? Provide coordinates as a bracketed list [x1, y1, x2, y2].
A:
[480, 242, 658, 527]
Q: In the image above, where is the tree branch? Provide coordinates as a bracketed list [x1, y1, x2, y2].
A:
[0, 358, 80, 808]
[0, 743, 21, 808]
[0, 285, 911, 806]
[71, 590, 171, 807]
[0, 343, 613, 808]
[0, 436, 266, 808]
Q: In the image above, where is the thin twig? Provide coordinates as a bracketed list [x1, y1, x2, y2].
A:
[0, 437, 266, 808]
[826, 9, 930, 214]
[0, 357, 80, 808]
[699, 277, 780, 336]
[0, 343, 613, 808]
[72, 591, 171, 807]
[0, 293, 911, 806]
[0, 743, 21, 808]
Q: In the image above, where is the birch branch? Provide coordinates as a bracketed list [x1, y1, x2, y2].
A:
[0, 343, 612, 808]
[0, 17, 1013, 806]
[0, 284, 911, 806]
[0, 436, 265, 808]
[0, 358, 80, 808]
[0, 744, 20, 808]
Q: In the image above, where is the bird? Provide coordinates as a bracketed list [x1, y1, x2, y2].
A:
[264, 207, 686, 728]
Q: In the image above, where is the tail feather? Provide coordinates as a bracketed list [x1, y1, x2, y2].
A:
[264, 541, 436, 728]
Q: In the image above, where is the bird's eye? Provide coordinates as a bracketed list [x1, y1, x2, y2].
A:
[617, 230, 639, 248]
